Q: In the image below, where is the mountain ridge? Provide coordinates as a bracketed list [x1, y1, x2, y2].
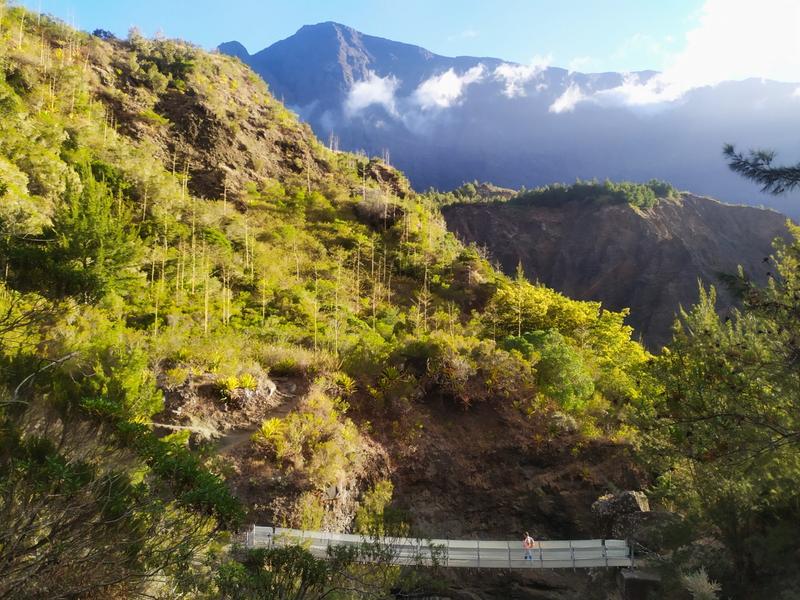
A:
[443, 190, 791, 348]
[219, 22, 800, 216]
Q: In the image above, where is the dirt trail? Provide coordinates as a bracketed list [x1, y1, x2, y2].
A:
[216, 379, 302, 454]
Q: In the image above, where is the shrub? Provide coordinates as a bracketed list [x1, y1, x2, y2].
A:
[256, 344, 334, 377]
[217, 375, 241, 398]
[139, 108, 170, 126]
[331, 372, 357, 397]
[253, 387, 364, 490]
[682, 568, 722, 600]
[528, 330, 594, 411]
[354, 480, 396, 536]
[238, 372, 258, 390]
[295, 492, 325, 530]
[164, 366, 190, 388]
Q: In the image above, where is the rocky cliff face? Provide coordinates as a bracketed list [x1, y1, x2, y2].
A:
[443, 194, 790, 348]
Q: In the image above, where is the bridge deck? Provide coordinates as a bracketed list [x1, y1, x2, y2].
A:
[245, 526, 633, 570]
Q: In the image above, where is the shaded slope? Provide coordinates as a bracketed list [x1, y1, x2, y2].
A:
[443, 193, 790, 348]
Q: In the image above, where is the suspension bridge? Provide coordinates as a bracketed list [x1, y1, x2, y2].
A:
[245, 526, 634, 570]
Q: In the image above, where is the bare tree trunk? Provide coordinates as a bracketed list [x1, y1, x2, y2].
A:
[313, 268, 319, 353]
[190, 198, 196, 294]
[203, 242, 209, 334]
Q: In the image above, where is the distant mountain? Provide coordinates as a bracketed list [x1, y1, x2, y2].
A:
[443, 193, 790, 348]
[220, 22, 800, 216]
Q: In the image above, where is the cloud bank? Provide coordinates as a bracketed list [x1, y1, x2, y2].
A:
[413, 65, 486, 109]
[493, 55, 550, 98]
[552, 0, 800, 112]
[345, 71, 400, 116]
[549, 84, 586, 114]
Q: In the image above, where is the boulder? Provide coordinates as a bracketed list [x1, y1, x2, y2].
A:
[592, 491, 650, 538]
[617, 568, 661, 600]
[613, 510, 684, 548]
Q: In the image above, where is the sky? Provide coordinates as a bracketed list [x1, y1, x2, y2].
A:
[18, 0, 701, 72]
[15, 0, 800, 87]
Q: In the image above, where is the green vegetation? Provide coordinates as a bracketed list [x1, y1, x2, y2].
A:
[633, 148, 800, 597]
[636, 228, 800, 597]
[724, 143, 800, 195]
[512, 179, 680, 209]
[432, 178, 680, 210]
[426, 180, 516, 206]
[254, 383, 363, 491]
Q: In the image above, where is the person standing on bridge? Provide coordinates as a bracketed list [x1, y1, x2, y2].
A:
[523, 531, 535, 560]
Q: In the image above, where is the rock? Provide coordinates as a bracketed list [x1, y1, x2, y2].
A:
[594, 492, 685, 554]
[613, 510, 684, 548]
[592, 491, 650, 538]
[617, 569, 661, 600]
[593, 490, 650, 519]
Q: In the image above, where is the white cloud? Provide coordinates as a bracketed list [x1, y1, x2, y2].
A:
[666, 0, 800, 86]
[413, 65, 485, 109]
[345, 71, 400, 116]
[793, 86, 800, 98]
[582, 0, 800, 108]
[593, 73, 684, 107]
[549, 84, 586, 113]
[493, 54, 551, 98]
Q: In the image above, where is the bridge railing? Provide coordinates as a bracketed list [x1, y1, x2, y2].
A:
[245, 526, 633, 570]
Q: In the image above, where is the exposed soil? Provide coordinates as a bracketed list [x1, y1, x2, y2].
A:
[359, 398, 643, 541]
[156, 372, 293, 436]
[347, 396, 643, 599]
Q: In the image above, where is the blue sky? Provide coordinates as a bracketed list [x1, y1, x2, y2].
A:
[19, 0, 705, 72]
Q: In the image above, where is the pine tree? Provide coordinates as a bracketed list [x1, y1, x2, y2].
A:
[724, 144, 800, 194]
[46, 163, 142, 300]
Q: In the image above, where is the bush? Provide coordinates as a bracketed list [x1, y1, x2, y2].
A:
[139, 108, 170, 126]
[252, 387, 363, 490]
[529, 330, 594, 412]
[354, 480, 396, 536]
[682, 568, 722, 600]
[295, 492, 325, 530]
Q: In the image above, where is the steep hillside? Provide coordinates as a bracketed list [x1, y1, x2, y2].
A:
[220, 22, 800, 216]
[0, 9, 649, 599]
[443, 189, 790, 348]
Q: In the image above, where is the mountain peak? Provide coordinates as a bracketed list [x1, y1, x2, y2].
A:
[298, 21, 355, 32]
[217, 40, 249, 60]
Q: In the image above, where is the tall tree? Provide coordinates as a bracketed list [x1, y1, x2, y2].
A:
[640, 149, 800, 591]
